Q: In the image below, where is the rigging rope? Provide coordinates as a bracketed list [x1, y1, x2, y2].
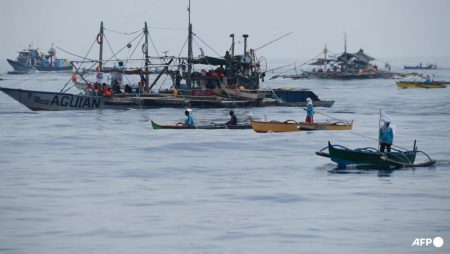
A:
[101, 31, 144, 67]
[177, 37, 188, 59]
[192, 33, 221, 57]
[123, 34, 144, 67]
[149, 25, 185, 31]
[103, 34, 122, 63]
[56, 46, 97, 62]
[148, 34, 161, 60]
[59, 37, 98, 93]
[104, 27, 142, 35]
[270, 51, 324, 77]
[103, 34, 134, 86]
[254, 32, 292, 51]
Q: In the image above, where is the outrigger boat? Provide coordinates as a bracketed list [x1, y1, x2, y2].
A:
[396, 80, 447, 89]
[272, 36, 397, 80]
[151, 120, 251, 130]
[403, 63, 437, 70]
[316, 141, 436, 168]
[250, 119, 353, 133]
[396, 75, 448, 89]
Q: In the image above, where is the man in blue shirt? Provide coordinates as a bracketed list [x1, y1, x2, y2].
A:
[184, 109, 195, 126]
[305, 98, 314, 124]
[379, 122, 394, 152]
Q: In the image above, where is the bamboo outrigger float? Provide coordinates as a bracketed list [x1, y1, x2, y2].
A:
[250, 119, 353, 133]
[316, 141, 436, 168]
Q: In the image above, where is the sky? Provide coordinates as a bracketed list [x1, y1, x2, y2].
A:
[1, 0, 449, 62]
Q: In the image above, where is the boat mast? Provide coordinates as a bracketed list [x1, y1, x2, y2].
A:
[323, 44, 327, 72]
[230, 33, 235, 57]
[186, 0, 193, 88]
[144, 22, 150, 92]
[98, 21, 104, 72]
[243, 34, 248, 56]
[50, 43, 55, 65]
[344, 32, 347, 54]
[378, 108, 381, 150]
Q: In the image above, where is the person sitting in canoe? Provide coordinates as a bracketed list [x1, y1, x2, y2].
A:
[225, 110, 238, 126]
[305, 98, 314, 124]
[379, 121, 394, 153]
[184, 109, 195, 126]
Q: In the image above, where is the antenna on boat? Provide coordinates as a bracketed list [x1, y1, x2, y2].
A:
[98, 21, 104, 72]
[144, 22, 150, 93]
[186, 0, 193, 88]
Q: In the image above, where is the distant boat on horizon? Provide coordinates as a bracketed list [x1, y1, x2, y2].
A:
[7, 45, 72, 73]
[403, 63, 437, 70]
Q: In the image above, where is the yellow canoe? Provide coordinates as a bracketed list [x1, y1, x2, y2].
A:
[250, 119, 353, 133]
[396, 81, 447, 88]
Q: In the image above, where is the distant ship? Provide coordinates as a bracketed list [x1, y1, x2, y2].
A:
[403, 63, 437, 70]
[7, 45, 72, 73]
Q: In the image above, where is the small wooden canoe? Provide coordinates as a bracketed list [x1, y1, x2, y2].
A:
[396, 81, 447, 88]
[151, 120, 251, 130]
[250, 119, 353, 133]
[316, 141, 435, 168]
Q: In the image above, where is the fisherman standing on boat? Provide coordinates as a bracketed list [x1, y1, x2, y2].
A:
[225, 110, 237, 126]
[305, 98, 314, 124]
[184, 109, 195, 126]
[379, 122, 394, 153]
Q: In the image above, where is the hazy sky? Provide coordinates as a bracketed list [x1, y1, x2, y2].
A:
[1, 0, 449, 62]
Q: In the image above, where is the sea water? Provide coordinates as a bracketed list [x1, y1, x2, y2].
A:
[0, 58, 449, 253]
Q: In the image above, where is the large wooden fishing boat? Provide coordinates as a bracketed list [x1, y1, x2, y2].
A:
[250, 119, 353, 133]
[1, 19, 335, 110]
[272, 39, 396, 80]
[151, 120, 251, 130]
[316, 141, 435, 168]
[1, 3, 336, 111]
[0, 87, 143, 110]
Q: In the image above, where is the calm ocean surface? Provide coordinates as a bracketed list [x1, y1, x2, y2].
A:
[0, 58, 449, 253]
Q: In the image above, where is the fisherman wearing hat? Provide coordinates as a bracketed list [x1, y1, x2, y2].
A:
[225, 109, 238, 126]
[305, 98, 314, 124]
[379, 121, 394, 153]
[184, 108, 195, 126]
